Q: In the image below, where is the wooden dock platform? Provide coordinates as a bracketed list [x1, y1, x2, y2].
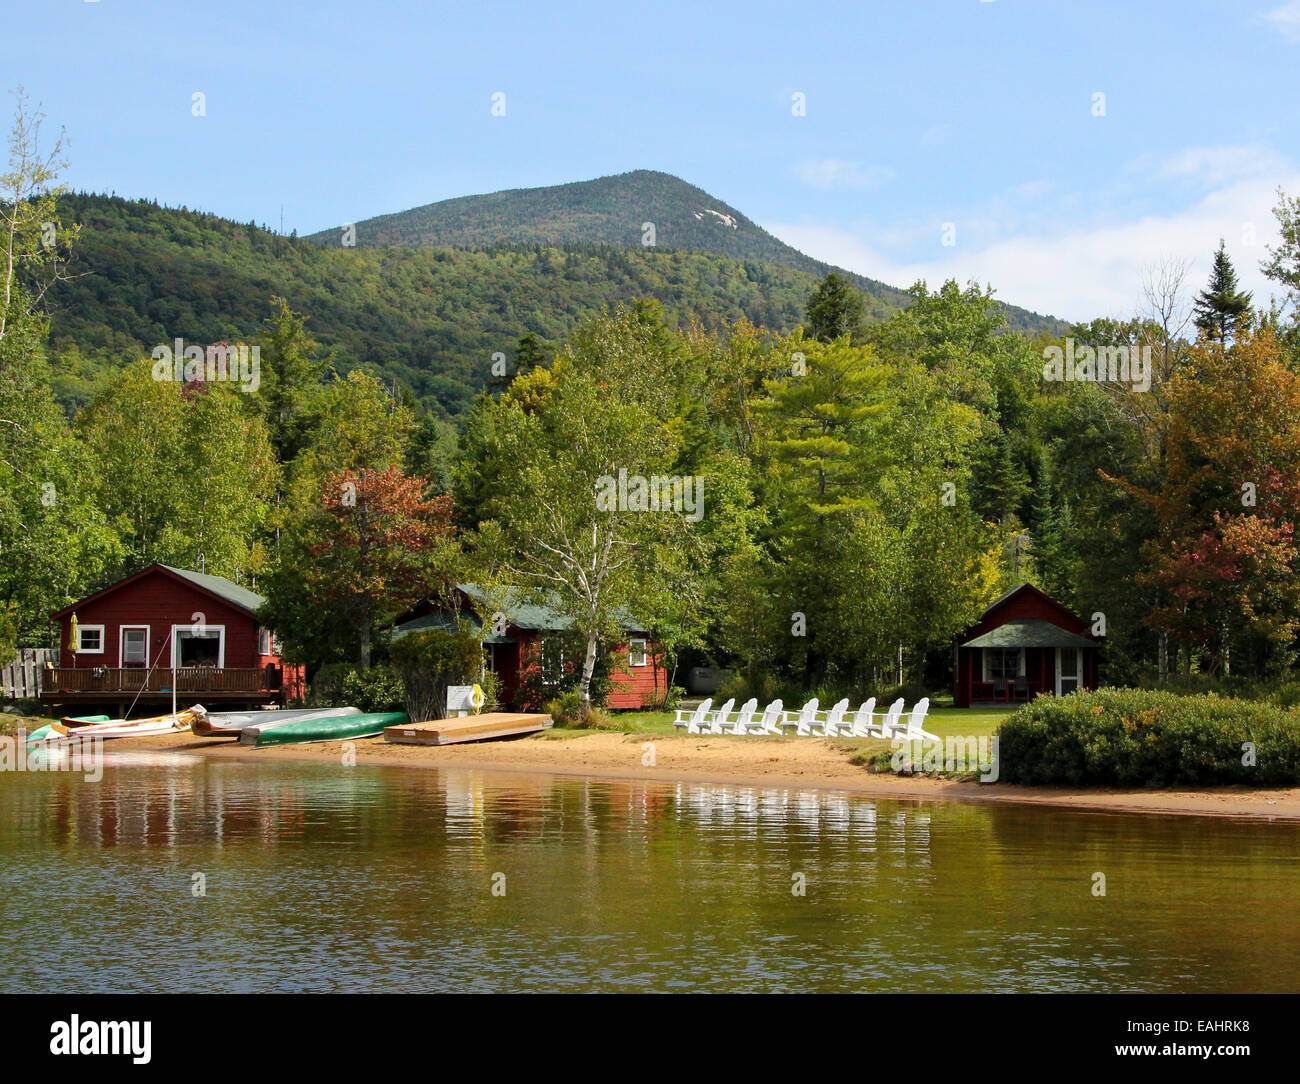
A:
[383, 712, 552, 746]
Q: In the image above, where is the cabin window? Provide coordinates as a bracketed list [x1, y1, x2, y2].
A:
[258, 628, 272, 655]
[76, 625, 105, 654]
[983, 647, 1023, 683]
[540, 635, 564, 685]
[171, 624, 226, 668]
[629, 638, 648, 667]
[121, 626, 150, 667]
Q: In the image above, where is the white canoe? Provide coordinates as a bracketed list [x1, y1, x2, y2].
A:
[31, 708, 199, 744]
[190, 705, 362, 738]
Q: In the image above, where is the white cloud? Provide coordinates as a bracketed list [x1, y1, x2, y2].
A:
[796, 159, 893, 190]
[1264, 1, 1300, 41]
[762, 148, 1300, 323]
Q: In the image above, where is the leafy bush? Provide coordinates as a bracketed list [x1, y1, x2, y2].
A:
[996, 687, 1300, 787]
[875, 683, 930, 707]
[546, 689, 615, 729]
[389, 629, 483, 721]
[307, 662, 355, 708]
[341, 667, 406, 713]
[719, 670, 775, 705]
[645, 685, 686, 712]
[1269, 681, 1300, 710]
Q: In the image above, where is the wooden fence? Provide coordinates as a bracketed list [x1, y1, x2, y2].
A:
[1, 648, 59, 701]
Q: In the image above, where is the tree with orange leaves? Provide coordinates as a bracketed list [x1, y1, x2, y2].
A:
[1111, 329, 1300, 675]
[260, 465, 456, 667]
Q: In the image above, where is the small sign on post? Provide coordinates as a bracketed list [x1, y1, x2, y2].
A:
[447, 686, 475, 717]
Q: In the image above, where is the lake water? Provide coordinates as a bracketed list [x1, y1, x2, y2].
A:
[1, 752, 1297, 993]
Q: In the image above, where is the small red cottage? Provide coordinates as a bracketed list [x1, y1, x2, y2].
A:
[394, 584, 668, 710]
[43, 564, 303, 714]
[954, 583, 1100, 707]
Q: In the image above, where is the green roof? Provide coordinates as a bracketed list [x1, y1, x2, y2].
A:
[390, 611, 511, 644]
[163, 565, 266, 615]
[459, 584, 650, 634]
[962, 619, 1095, 650]
[392, 584, 651, 644]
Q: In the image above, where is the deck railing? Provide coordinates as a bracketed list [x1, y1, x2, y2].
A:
[43, 667, 277, 694]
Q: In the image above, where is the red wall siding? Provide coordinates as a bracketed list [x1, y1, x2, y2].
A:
[57, 568, 266, 670]
[503, 630, 666, 711]
[953, 587, 1100, 707]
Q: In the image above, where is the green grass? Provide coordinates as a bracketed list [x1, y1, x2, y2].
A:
[0, 711, 59, 736]
[584, 704, 1016, 741]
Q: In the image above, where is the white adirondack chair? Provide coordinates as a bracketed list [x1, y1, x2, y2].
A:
[848, 698, 877, 737]
[817, 698, 851, 736]
[787, 698, 820, 736]
[755, 699, 784, 735]
[706, 698, 736, 734]
[874, 697, 906, 738]
[899, 697, 936, 741]
[673, 698, 712, 733]
[731, 697, 759, 734]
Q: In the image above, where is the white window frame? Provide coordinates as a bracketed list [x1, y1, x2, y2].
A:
[1055, 647, 1083, 696]
[628, 638, 648, 667]
[982, 647, 1024, 683]
[75, 624, 105, 654]
[119, 624, 151, 667]
[258, 627, 272, 655]
[540, 635, 564, 685]
[170, 623, 226, 668]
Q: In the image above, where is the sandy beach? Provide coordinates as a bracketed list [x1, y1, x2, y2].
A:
[98, 727, 1300, 822]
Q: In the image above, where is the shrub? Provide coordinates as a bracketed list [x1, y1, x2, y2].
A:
[389, 629, 482, 721]
[875, 683, 930, 707]
[341, 667, 406, 713]
[996, 687, 1300, 787]
[546, 689, 615, 729]
[307, 662, 355, 708]
[645, 685, 686, 711]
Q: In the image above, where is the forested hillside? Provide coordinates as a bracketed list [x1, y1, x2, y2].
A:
[45, 186, 1068, 417]
[46, 193, 899, 415]
[306, 169, 1066, 337]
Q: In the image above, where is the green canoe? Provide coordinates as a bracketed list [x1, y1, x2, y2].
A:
[239, 711, 407, 748]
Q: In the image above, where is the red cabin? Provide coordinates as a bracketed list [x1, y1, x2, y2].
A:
[395, 584, 669, 710]
[953, 583, 1100, 707]
[42, 563, 304, 714]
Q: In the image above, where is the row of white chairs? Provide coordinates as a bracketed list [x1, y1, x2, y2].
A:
[672, 695, 936, 741]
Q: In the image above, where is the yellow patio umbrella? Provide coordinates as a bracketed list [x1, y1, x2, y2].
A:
[69, 612, 80, 658]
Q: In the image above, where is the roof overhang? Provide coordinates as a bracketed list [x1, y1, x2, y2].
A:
[961, 619, 1096, 650]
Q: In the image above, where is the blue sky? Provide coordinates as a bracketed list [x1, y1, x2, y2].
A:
[8, 0, 1300, 320]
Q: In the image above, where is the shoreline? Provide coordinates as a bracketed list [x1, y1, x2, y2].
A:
[94, 729, 1300, 822]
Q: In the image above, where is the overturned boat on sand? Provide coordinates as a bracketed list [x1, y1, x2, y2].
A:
[190, 705, 363, 738]
[239, 711, 407, 748]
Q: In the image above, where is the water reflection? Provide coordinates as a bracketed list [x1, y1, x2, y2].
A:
[1, 756, 1297, 993]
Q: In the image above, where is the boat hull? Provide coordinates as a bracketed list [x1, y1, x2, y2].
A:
[191, 706, 362, 738]
[31, 709, 198, 745]
[240, 712, 407, 748]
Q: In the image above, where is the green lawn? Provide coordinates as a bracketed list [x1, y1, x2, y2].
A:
[581, 703, 1017, 741]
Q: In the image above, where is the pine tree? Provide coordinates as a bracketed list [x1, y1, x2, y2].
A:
[805, 272, 866, 343]
[1192, 240, 1253, 344]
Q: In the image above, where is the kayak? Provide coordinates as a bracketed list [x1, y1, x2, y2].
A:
[239, 711, 407, 748]
[29, 708, 199, 745]
[190, 705, 362, 738]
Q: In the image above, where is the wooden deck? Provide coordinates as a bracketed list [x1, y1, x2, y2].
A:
[383, 712, 551, 746]
[39, 666, 284, 711]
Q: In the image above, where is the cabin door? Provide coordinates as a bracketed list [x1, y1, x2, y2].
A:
[1055, 648, 1082, 696]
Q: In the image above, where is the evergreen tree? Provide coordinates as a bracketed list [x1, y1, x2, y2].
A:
[1192, 241, 1253, 344]
[514, 332, 547, 375]
[805, 272, 866, 344]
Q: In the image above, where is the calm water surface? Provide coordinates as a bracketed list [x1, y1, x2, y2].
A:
[1, 752, 1297, 992]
